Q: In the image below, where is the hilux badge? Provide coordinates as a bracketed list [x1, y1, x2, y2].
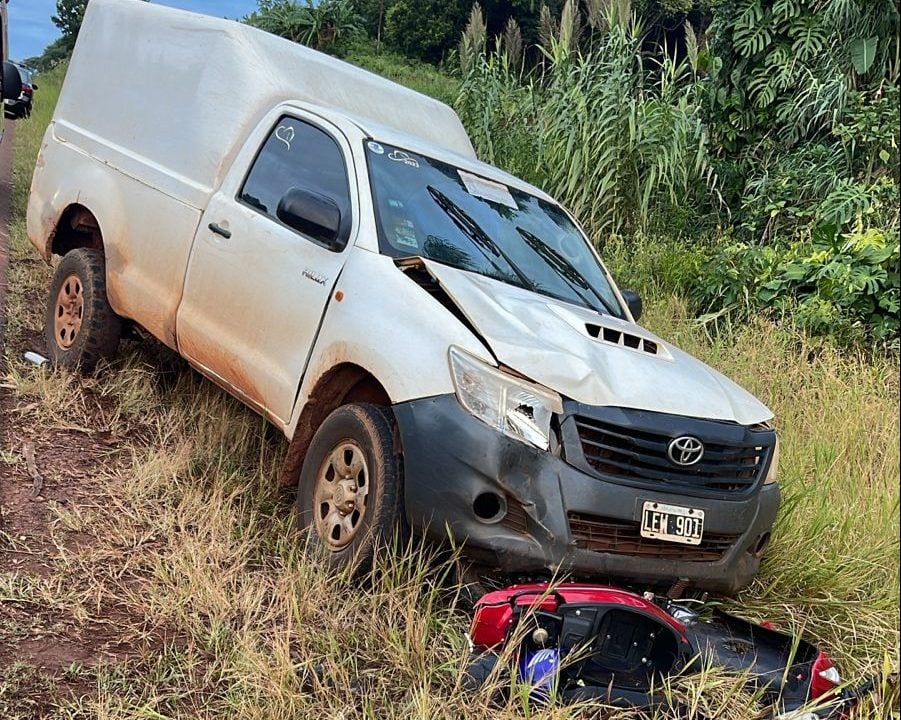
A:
[302, 268, 328, 285]
[667, 436, 704, 466]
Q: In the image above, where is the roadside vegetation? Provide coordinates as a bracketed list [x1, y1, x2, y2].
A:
[237, 0, 899, 349]
[453, 1, 899, 350]
[2, 2, 898, 719]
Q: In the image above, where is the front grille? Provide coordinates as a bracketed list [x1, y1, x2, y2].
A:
[572, 413, 771, 495]
[568, 512, 737, 562]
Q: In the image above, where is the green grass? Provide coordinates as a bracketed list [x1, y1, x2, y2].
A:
[637, 297, 899, 669]
[342, 41, 461, 106]
[0, 60, 898, 719]
[3, 64, 62, 347]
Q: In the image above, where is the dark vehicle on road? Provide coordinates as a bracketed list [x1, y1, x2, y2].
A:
[3, 62, 35, 119]
[2, 0, 25, 141]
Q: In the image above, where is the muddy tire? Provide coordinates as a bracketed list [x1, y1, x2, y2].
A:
[296, 403, 403, 577]
[44, 248, 121, 370]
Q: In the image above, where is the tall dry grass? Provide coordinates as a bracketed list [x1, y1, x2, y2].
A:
[455, 15, 713, 241]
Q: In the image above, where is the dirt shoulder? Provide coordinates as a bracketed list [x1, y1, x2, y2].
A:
[0, 120, 159, 717]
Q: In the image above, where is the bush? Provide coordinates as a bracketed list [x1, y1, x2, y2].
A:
[692, 226, 900, 348]
[384, 0, 467, 62]
[705, 0, 900, 243]
[762, 227, 900, 345]
[602, 234, 707, 300]
[245, 0, 364, 51]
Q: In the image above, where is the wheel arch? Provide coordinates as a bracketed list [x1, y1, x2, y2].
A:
[29, 140, 126, 265]
[279, 362, 394, 487]
[48, 203, 105, 258]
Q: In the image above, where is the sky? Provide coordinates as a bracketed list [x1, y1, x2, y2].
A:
[6, 0, 260, 61]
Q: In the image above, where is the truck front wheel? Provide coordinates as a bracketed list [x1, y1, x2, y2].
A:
[44, 248, 122, 370]
[296, 403, 403, 577]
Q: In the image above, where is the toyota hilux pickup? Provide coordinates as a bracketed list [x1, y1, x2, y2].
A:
[27, 0, 779, 594]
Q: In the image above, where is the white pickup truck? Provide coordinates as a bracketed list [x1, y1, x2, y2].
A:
[27, 0, 780, 593]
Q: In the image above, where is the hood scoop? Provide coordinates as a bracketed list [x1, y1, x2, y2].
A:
[585, 322, 673, 360]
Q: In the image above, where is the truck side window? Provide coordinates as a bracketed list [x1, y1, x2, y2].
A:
[240, 116, 351, 246]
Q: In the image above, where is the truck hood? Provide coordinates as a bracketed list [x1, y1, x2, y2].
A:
[420, 260, 773, 426]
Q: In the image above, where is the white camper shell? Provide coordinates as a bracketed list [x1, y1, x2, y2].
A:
[28, 0, 781, 594]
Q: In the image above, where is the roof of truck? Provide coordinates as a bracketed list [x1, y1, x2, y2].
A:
[55, 0, 476, 199]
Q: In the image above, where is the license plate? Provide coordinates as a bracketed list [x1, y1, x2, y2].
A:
[640, 501, 704, 545]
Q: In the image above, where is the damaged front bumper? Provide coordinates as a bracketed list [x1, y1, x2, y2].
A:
[393, 394, 780, 594]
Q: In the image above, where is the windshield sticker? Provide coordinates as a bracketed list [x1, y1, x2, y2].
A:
[367, 141, 385, 155]
[388, 149, 420, 168]
[458, 170, 517, 209]
[275, 125, 295, 150]
[392, 219, 419, 249]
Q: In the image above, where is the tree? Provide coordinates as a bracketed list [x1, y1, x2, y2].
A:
[52, 0, 87, 52]
[52, 0, 148, 52]
[354, 0, 391, 45]
[246, 0, 363, 51]
[384, 0, 467, 62]
[52, 0, 87, 39]
[24, 37, 71, 72]
[703, 0, 900, 242]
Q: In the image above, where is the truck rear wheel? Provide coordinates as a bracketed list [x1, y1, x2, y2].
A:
[44, 248, 121, 370]
[296, 403, 403, 577]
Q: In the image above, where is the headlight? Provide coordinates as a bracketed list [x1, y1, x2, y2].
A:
[448, 346, 563, 450]
[764, 437, 779, 484]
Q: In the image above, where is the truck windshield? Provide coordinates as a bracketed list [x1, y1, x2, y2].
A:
[365, 141, 624, 318]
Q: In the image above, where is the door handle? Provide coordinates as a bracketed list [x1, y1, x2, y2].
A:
[208, 222, 231, 239]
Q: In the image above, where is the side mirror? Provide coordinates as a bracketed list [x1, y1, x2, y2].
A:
[2, 62, 23, 101]
[277, 187, 344, 250]
[31, 82, 39, 91]
[621, 289, 643, 322]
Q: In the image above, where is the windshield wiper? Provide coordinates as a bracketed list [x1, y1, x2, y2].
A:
[427, 186, 536, 292]
[516, 226, 619, 317]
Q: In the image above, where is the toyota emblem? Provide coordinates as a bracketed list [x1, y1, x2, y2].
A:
[667, 436, 704, 466]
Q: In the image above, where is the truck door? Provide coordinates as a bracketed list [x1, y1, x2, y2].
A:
[176, 110, 358, 424]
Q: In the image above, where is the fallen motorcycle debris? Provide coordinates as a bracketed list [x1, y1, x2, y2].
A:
[464, 583, 875, 718]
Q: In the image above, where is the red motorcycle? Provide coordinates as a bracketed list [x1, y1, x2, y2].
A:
[465, 583, 873, 718]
